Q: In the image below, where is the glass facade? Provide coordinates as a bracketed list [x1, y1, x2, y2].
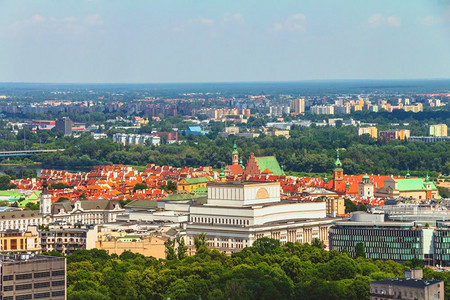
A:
[329, 225, 423, 261]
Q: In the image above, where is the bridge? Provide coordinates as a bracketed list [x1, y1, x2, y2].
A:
[0, 149, 65, 157]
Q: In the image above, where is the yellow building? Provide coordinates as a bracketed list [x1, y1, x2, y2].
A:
[96, 235, 167, 259]
[0, 227, 40, 253]
[358, 127, 378, 139]
[177, 176, 213, 193]
[429, 124, 448, 137]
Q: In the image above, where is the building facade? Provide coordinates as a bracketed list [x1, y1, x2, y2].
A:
[185, 182, 333, 255]
[0, 254, 66, 300]
[370, 269, 443, 300]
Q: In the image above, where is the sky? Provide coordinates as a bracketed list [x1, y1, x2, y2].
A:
[0, 0, 450, 83]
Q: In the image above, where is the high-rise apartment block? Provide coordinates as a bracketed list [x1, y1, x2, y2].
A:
[429, 124, 448, 137]
[290, 98, 305, 114]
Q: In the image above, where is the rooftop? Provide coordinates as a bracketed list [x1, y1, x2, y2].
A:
[371, 278, 442, 288]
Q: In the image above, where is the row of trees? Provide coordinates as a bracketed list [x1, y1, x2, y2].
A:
[61, 238, 450, 300]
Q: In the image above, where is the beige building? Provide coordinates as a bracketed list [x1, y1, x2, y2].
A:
[358, 126, 378, 139]
[0, 254, 66, 300]
[185, 182, 333, 255]
[0, 227, 40, 254]
[38, 224, 98, 255]
[267, 128, 290, 138]
[429, 124, 448, 137]
[96, 235, 167, 259]
[370, 269, 443, 300]
[290, 98, 305, 114]
[325, 198, 345, 217]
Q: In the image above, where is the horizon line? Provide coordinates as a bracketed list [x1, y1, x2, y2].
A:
[1, 77, 450, 85]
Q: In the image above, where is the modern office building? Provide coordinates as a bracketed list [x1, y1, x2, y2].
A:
[329, 212, 432, 263]
[370, 269, 443, 300]
[185, 181, 333, 255]
[0, 254, 66, 300]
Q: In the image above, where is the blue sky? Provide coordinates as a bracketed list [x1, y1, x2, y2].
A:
[0, 0, 449, 83]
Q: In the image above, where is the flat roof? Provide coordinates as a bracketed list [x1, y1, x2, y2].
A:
[371, 278, 442, 288]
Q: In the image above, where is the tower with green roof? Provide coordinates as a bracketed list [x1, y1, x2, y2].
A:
[333, 149, 344, 180]
[232, 143, 239, 165]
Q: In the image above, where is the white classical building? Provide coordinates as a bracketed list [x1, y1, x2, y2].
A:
[0, 189, 125, 232]
[185, 181, 334, 255]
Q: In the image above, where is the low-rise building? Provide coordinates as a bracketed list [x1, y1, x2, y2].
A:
[0, 227, 40, 254]
[370, 269, 443, 300]
[96, 235, 167, 259]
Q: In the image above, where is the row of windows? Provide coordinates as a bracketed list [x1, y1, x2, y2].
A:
[3, 280, 64, 292]
[3, 270, 64, 282]
[333, 228, 419, 237]
[191, 216, 250, 226]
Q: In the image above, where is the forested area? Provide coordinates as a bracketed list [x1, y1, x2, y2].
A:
[0, 126, 449, 176]
[59, 238, 450, 300]
[1, 109, 449, 176]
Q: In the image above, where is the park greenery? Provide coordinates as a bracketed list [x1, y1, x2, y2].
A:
[57, 238, 450, 300]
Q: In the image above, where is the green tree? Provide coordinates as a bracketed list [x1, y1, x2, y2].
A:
[355, 242, 366, 258]
[165, 239, 177, 260]
[194, 233, 208, 251]
[177, 237, 188, 260]
[133, 182, 147, 192]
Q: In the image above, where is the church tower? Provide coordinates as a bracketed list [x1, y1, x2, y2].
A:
[358, 174, 374, 198]
[40, 179, 52, 216]
[333, 149, 344, 190]
[232, 144, 239, 165]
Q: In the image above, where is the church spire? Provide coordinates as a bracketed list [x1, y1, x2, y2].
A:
[334, 148, 342, 168]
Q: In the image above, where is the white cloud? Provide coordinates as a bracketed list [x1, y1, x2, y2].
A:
[197, 17, 215, 26]
[30, 14, 46, 23]
[83, 14, 103, 26]
[418, 15, 437, 26]
[223, 13, 244, 24]
[270, 14, 306, 33]
[386, 16, 401, 27]
[368, 14, 401, 27]
[368, 14, 385, 27]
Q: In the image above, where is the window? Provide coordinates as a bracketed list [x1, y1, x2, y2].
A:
[3, 285, 13, 291]
[3, 296, 13, 300]
[34, 271, 50, 278]
[16, 295, 32, 300]
[16, 273, 32, 280]
[52, 290, 65, 297]
[34, 282, 50, 288]
[52, 280, 65, 286]
[34, 292, 50, 299]
[16, 284, 32, 290]
[3, 275, 13, 281]
[52, 270, 65, 276]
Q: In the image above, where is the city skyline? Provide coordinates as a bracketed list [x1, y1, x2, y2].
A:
[1, 0, 450, 83]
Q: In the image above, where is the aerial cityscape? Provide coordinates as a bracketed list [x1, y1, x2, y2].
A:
[1, 1, 450, 300]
